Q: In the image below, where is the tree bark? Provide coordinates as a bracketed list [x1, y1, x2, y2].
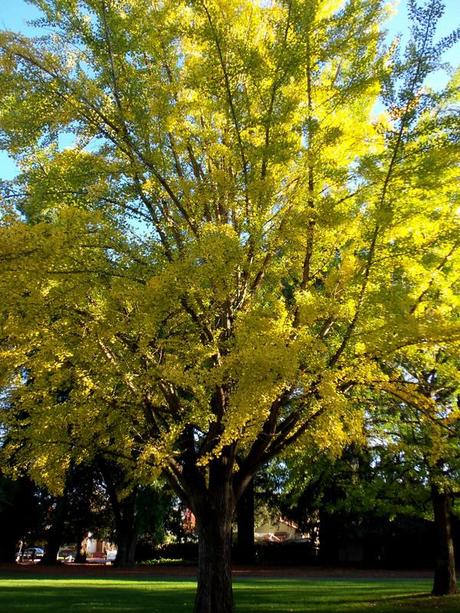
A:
[74, 531, 87, 563]
[431, 485, 457, 596]
[41, 496, 67, 565]
[0, 476, 36, 563]
[194, 505, 234, 613]
[114, 521, 137, 567]
[192, 458, 235, 613]
[98, 459, 139, 567]
[235, 477, 255, 564]
[113, 489, 138, 567]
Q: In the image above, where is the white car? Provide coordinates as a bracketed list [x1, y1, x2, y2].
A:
[57, 547, 75, 562]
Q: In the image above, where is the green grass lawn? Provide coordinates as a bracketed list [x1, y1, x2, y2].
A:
[0, 577, 459, 612]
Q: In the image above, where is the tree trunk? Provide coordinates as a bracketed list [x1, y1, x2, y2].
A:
[98, 459, 139, 568]
[41, 496, 67, 565]
[114, 524, 137, 567]
[74, 532, 87, 563]
[318, 508, 340, 565]
[113, 489, 138, 567]
[193, 458, 235, 613]
[431, 485, 457, 595]
[194, 504, 234, 613]
[235, 477, 255, 564]
[0, 476, 36, 563]
[0, 532, 18, 564]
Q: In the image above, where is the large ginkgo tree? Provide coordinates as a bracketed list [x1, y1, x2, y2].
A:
[0, 0, 458, 611]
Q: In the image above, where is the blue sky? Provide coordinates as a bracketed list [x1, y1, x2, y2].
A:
[0, 0, 459, 181]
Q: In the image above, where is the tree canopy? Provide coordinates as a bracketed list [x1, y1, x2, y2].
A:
[0, 1, 458, 611]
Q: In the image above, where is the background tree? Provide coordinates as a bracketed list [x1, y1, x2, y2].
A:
[372, 346, 460, 595]
[38, 460, 108, 565]
[0, 1, 458, 611]
[278, 443, 436, 565]
[279, 345, 460, 593]
[0, 473, 38, 563]
[97, 457, 171, 567]
[63, 462, 113, 564]
[133, 483, 174, 562]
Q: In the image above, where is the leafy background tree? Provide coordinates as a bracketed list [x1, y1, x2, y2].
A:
[371, 346, 460, 594]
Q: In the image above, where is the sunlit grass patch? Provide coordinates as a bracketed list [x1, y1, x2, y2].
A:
[0, 576, 458, 612]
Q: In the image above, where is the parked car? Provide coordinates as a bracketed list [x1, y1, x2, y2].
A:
[57, 546, 75, 562]
[18, 547, 44, 562]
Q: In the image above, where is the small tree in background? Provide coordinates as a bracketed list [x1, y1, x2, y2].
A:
[372, 347, 460, 595]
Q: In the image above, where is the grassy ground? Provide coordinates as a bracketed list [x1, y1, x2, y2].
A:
[0, 577, 459, 612]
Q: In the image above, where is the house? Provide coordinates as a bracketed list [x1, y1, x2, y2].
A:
[254, 517, 309, 542]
